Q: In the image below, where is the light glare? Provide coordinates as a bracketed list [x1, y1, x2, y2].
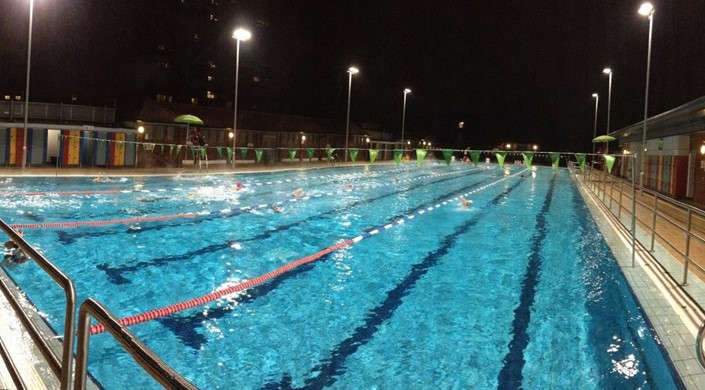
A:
[348, 67, 359, 75]
[404, 88, 411, 94]
[603, 68, 612, 74]
[233, 28, 252, 41]
[638, 3, 654, 16]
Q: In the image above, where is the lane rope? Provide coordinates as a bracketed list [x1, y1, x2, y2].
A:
[89, 167, 528, 335]
[10, 166, 481, 230]
[0, 165, 423, 197]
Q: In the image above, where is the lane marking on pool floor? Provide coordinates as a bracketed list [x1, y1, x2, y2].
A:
[89, 168, 528, 335]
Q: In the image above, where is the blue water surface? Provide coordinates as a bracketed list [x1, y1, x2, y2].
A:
[0, 163, 683, 389]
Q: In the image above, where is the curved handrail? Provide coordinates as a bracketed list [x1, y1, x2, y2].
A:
[696, 320, 705, 369]
[0, 219, 75, 390]
[74, 298, 197, 390]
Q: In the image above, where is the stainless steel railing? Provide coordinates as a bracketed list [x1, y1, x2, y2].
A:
[73, 298, 197, 390]
[0, 219, 75, 390]
[580, 166, 705, 370]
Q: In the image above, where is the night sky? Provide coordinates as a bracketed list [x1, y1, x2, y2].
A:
[2, 0, 705, 151]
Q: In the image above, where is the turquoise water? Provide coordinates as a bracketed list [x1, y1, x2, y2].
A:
[0, 163, 683, 389]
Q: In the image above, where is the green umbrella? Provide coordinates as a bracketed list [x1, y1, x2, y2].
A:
[174, 115, 204, 146]
[592, 135, 616, 143]
[174, 114, 204, 125]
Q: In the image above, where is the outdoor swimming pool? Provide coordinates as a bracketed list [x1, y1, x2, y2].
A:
[0, 163, 684, 389]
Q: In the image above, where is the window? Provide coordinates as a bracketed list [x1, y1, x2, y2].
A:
[206, 91, 216, 99]
[208, 61, 217, 69]
[191, 97, 198, 105]
[253, 76, 260, 82]
[156, 94, 168, 102]
[207, 75, 213, 81]
[193, 33, 200, 42]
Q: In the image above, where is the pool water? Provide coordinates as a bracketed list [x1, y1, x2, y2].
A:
[0, 163, 683, 389]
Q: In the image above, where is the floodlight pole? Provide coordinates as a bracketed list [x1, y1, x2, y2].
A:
[232, 28, 251, 169]
[22, 0, 34, 169]
[639, 3, 655, 190]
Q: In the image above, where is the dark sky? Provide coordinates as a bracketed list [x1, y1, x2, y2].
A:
[2, 0, 705, 151]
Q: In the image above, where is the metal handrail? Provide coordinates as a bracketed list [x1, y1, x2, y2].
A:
[580, 167, 705, 369]
[74, 298, 197, 390]
[697, 320, 705, 369]
[0, 336, 27, 389]
[0, 219, 75, 390]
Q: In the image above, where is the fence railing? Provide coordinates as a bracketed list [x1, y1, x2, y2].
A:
[578, 166, 705, 369]
[0, 101, 115, 124]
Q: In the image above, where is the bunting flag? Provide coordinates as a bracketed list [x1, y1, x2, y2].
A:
[495, 152, 507, 168]
[227, 147, 233, 160]
[175, 145, 182, 155]
[190, 147, 197, 158]
[604, 154, 616, 173]
[549, 152, 560, 169]
[240, 147, 248, 160]
[369, 149, 378, 163]
[255, 148, 263, 163]
[350, 148, 359, 162]
[289, 148, 297, 161]
[416, 149, 427, 166]
[575, 153, 586, 172]
[170, 145, 175, 155]
[307, 148, 315, 161]
[522, 152, 534, 168]
[216, 147, 223, 158]
[160, 144, 165, 154]
[470, 150, 481, 166]
[200, 147, 207, 158]
[326, 147, 335, 162]
[394, 150, 403, 164]
[442, 149, 453, 166]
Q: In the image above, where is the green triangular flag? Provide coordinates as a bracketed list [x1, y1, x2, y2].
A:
[549, 152, 560, 169]
[522, 152, 534, 168]
[442, 149, 453, 166]
[416, 149, 427, 166]
[307, 148, 315, 161]
[495, 152, 507, 168]
[170, 145, 175, 155]
[470, 151, 481, 166]
[604, 154, 616, 173]
[240, 147, 248, 160]
[289, 148, 297, 161]
[226, 147, 233, 160]
[200, 147, 207, 158]
[369, 149, 378, 163]
[394, 150, 403, 164]
[575, 153, 586, 172]
[216, 147, 223, 158]
[350, 148, 359, 162]
[255, 148, 263, 163]
[190, 146, 198, 158]
[175, 145, 182, 155]
[326, 147, 335, 162]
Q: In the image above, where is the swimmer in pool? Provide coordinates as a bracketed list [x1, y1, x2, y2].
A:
[2, 231, 29, 268]
[233, 181, 244, 191]
[459, 196, 472, 207]
[291, 188, 304, 197]
[271, 205, 283, 213]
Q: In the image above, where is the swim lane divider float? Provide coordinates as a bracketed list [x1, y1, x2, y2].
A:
[89, 168, 528, 335]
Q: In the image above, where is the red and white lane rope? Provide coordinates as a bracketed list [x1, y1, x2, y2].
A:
[89, 168, 527, 335]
